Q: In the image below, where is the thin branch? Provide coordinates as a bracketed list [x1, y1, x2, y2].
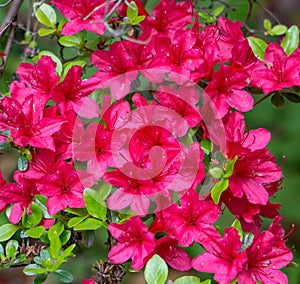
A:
[0, 0, 23, 39]
[0, 24, 16, 77]
[0, 0, 14, 7]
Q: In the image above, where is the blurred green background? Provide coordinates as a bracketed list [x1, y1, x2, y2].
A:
[1, 0, 300, 283]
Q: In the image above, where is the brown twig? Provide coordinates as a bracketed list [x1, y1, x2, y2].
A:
[0, 0, 23, 39]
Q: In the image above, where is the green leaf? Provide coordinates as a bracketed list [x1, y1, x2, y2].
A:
[268, 24, 287, 36]
[23, 264, 47, 276]
[38, 28, 56, 37]
[224, 156, 238, 178]
[54, 269, 73, 283]
[84, 188, 107, 220]
[26, 226, 45, 238]
[22, 203, 43, 228]
[209, 167, 223, 179]
[281, 25, 299, 56]
[212, 5, 225, 17]
[231, 219, 243, 241]
[0, 244, 4, 255]
[247, 37, 268, 61]
[50, 244, 76, 272]
[60, 230, 71, 246]
[174, 276, 201, 284]
[200, 280, 211, 284]
[198, 11, 210, 21]
[211, 178, 229, 204]
[34, 274, 48, 284]
[144, 254, 168, 284]
[131, 15, 146, 25]
[241, 233, 254, 250]
[59, 36, 82, 48]
[49, 222, 64, 237]
[201, 139, 213, 155]
[18, 156, 28, 172]
[5, 240, 18, 258]
[286, 261, 299, 268]
[49, 231, 62, 259]
[33, 51, 62, 76]
[64, 207, 87, 216]
[67, 216, 88, 228]
[127, 2, 139, 21]
[263, 19, 272, 31]
[73, 218, 103, 231]
[282, 92, 300, 103]
[40, 250, 51, 262]
[0, 224, 20, 242]
[35, 3, 57, 28]
[271, 93, 285, 108]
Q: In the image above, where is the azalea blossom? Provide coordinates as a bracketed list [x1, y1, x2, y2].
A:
[108, 216, 156, 270]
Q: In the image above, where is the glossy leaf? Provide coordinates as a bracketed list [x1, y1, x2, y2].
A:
[174, 276, 201, 284]
[281, 25, 299, 56]
[0, 224, 20, 242]
[26, 226, 45, 238]
[23, 264, 47, 276]
[22, 203, 43, 228]
[73, 218, 103, 231]
[38, 28, 56, 36]
[263, 19, 272, 31]
[18, 156, 28, 172]
[211, 178, 229, 204]
[145, 254, 168, 284]
[84, 188, 107, 220]
[268, 25, 287, 36]
[271, 93, 285, 108]
[248, 37, 268, 61]
[54, 269, 73, 283]
[59, 36, 82, 48]
[35, 3, 57, 28]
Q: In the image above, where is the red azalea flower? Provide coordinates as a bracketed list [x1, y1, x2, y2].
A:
[52, 0, 109, 35]
[193, 227, 247, 284]
[37, 161, 85, 215]
[217, 17, 244, 60]
[225, 112, 271, 159]
[10, 56, 59, 104]
[0, 95, 65, 151]
[148, 236, 192, 271]
[91, 41, 154, 99]
[161, 189, 220, 246]
[108, 216, 156, 270]
[229, 148, 282, 205]
[73, 122, 114, 179]
[0, 173, 37, 223]
[205, 64, 253, 118]
[51, 65, 100, 119]
[238, 217, 293, 284]
[251, 43, 300, 94]
[140, 0, 193, 39]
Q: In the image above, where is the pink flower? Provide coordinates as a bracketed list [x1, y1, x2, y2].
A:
[225, 112, 271, 159]
[229, 149, 282, 205]
[193, 227, 247, 284]
[37, 161, 85, 215]
[0, 172, 37, 223]
[10, 56, 59, 104]
[108, 217, 156, 270]
[217, 17, 244, 60]
[238, 217, 293, 284]
[52, 0, 108, 35]
[140, 0, 193, 39]
[205, 64, 253, 118]
[91, 41, 154, 99]
[51, 65, 100, 119]
[0, 95, 65, 151]
[161, 189, 220, 246]
[149, 236, 192, 271]
[251, 43, 300, 94]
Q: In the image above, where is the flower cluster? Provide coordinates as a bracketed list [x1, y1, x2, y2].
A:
[0, 0, 298, 283]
